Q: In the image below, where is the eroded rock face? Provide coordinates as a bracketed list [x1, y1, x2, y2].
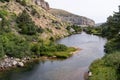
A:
[49, 9, 95, 26]
[33, 0, 50, 10]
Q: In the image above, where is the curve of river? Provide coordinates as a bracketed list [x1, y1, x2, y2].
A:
[0, 32, 107, 80]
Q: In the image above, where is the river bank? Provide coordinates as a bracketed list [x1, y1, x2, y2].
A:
[0, 47, 80, 71]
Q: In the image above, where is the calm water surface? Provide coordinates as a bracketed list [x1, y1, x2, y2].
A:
[0, 32, 107, 80]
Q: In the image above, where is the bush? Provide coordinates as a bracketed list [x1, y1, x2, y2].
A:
[0, 0, 10, 2]
[16, 10, 38, 35]
[0, 10, 11, 33]
[89, 59, 117, 80]
[56, 44, 68, 51]
[104, 39, 120, 53]
[0, 33, 31, 58]
[0, 43, 5, 58]
[66, 25, 82, 34]
[104, 51, 120, 69]
[16, 0, 28, 6]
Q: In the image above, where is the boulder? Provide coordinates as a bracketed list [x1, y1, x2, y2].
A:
[15, 58, 20, 62]
[0, 18, 2, 21]
[21, 60, 26, 63]
[17, 62, 24, 67]
[4, 58, 10, 63]
[12, 61, 18, 66]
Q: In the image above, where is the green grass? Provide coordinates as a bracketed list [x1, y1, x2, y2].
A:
[89, 59, 117, 80]
[89, 51, 120, 80]
[40, 47, 77, 59]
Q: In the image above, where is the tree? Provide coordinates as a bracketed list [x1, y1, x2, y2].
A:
[16, 10, 37, 35]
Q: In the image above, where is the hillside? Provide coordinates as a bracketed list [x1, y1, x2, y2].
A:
[49, 8, 95, 26]
[0, 0, 79, 60]
[0, 0, 69, 40]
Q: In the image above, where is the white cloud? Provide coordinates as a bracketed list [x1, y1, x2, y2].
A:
[45, 0, 120, 23]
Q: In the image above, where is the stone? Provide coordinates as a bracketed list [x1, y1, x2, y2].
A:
[88, 72, 92, 76]
[0, 18, 2, 21]
[15, 58, 20, 61]
[12, 61, 17, 66]
[4, 55, 8, 58]
[21, 60, 26, 63]
[17, 62, 24, 67]
[70, 28, 75, 32]
[4, 58, 10, 63]
[52, 56, 56, 58]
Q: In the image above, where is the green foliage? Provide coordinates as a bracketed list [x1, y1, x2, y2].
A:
[16, 0, 28, 6]
[104, 52, 120, 69]
[89, 59, 117, 80]
[0, 10, 11, 33]
[83, 26, 102, 35]
[97, 11, 120, 39]
[0, 33, 31, 58]
[72, 25, 82, 33]
[30, 41, 74, 59]
[31, 7, 40, 18]
[0, 0, 10, 2]
[90, 51, 120, 80]
[46, 28, 52, 33]
[104, 38, 120, 53]
[66, 25, 82, 34]
[0, 10, 8, 18]
[16, 10, 38, 35]
[0, 43, 5, 57]
[56, 44, 68, 51]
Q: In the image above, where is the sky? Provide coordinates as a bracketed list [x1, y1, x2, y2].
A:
[45, 0, 120, 23]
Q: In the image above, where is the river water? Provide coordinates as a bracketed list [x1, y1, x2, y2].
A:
[0, 32, 107, 80]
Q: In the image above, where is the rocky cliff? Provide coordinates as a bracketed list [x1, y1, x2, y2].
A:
[49, 9, 95, 26]
[32, 0, 50, 10]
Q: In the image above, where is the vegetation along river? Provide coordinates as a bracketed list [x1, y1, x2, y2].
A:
[0, 32, 107, 80]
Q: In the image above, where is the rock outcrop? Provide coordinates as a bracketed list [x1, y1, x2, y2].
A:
[49, 9, 95, 26]
[32, 0, 50, 10]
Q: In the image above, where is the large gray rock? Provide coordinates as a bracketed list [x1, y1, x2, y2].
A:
[15, 58, 20, 62]
[0, 18, 2, 21]
[12, 61, 17, 66]
[17, 62, 24, 67]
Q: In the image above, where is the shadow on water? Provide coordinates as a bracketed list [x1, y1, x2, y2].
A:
[0, 32, 107, 80]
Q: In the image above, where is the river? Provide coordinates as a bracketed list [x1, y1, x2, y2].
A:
[0, 32, 107, 80]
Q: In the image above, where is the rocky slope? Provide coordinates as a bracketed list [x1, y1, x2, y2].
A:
[49, 8, 95, 26]
[0, 0, 69, 40]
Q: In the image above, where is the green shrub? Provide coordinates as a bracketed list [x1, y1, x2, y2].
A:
[0, 10, 11, 33]
[0, 0, 10, 2]
[0, 43, 5, 58]
[104, 39, 120, 53]
[104, 51, 120, 69]
[0, 33, 31, 58]
[16, 10, 38, 35]
[66, 25, 82, 34]
[89, 59, 117, 80]
[16, 0, 28, 6]
[56, 44, 68, 51]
